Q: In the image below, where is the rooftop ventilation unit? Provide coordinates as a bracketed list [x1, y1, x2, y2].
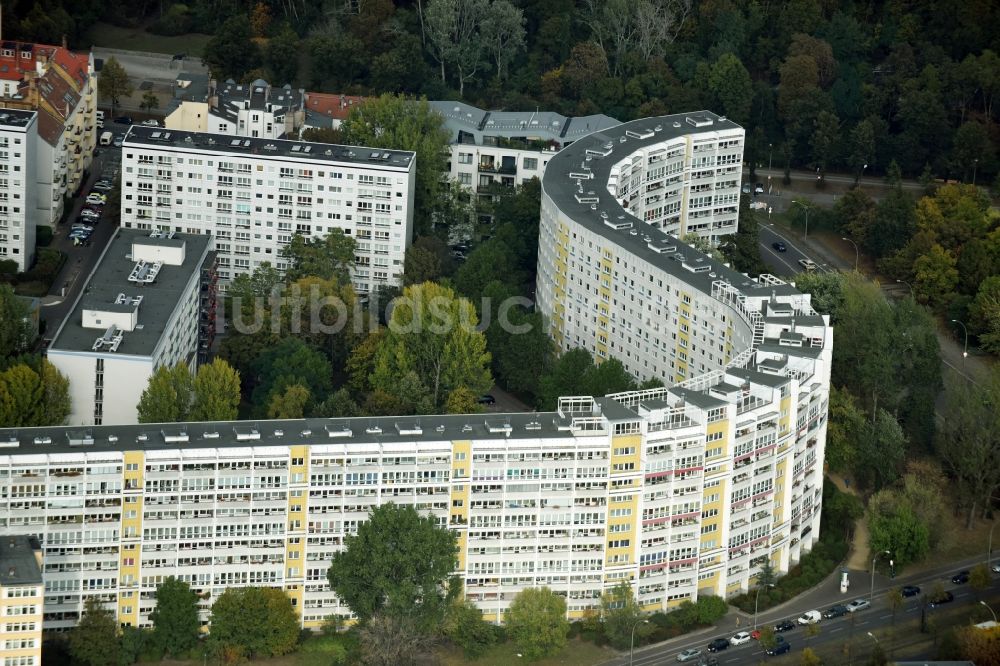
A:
[0, 435, 18, 449]
[115, 293, 143, 307]
[32, 436, 51, 445]
[686, 115, 713, 128]
[396, 422, 423, 436]
[66, 431, 94, 447]
[233, 426, 260, 441]
[625, 128, 654, 140]
[150, 131, 162, 139]
[92, 324, 124, 352]
[128, 260, 162, 284]
[263, 144, 277, 151]
[647, 240, 677, 254]
[325, 424, 352, 438]
[161, 429, 189, 443]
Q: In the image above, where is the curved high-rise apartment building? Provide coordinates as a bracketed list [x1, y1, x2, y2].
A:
[537, 110, 833, 602]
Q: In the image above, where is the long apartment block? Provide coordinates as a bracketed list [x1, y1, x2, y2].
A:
[0, 110, 37, 271]
[120, 127, 416, 293]
[0, 367, 827, 631]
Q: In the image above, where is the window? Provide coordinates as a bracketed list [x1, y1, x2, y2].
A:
[523, 157, 538, 170]
[458, 153, 473, 165]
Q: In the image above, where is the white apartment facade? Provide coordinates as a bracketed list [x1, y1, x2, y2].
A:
[120, 127, 416, 293]
[0, 367, 827, 632]
[0, 110, 38, 271]
[165, 78, 305, 140]
[46, 230, 214, 426]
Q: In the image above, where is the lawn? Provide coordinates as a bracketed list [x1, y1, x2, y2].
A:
[438, 639, 617, 666]
[85, 22, 212, 55]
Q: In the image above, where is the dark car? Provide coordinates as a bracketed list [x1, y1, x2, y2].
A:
[477, 395, 496, 405]
[901, 585, 921, 597]
[707, 638, 729, 653]
[952, 571, 970, 584]
[766, 636, 790, 655]
[774, 620, 796, 633]
[113, 115, 133, 125]
[771, 241, 787, 252]
[929, 591, 955, 607]
[823, 605, 848, 619]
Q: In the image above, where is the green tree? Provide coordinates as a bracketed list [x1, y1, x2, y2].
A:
[267, 383, 311, 419]
[969, 276, 1000, 354]
[536, 348, 636, 410]
[69, 597, 120, 666]
[191, 359, 241, 421]
[312, 387, 360, 418]
[443, 385, 480, 414]
[951, 121, 995, 182]
[150, 577, 200, 658]
[913, 243, 959, 312]
[403, 244, 445, 286]
[800, 646, 822, 666]
[756, 558, 778, 589]
[136, 363, 193, 423]
[868, 490, 931, 568]
[849, 119, 876, 183]
[251, 338, 332, 410]
[506, 587, 570, 660]
[282, 231, 356, 283]
[202, 15, 261, 80]
[359, 614, 435, 666]
[0, 361, 70, 427]
[300, 127, 344, 144]
[855, 408, 906, 491]
[327, 503, 458, 629]
[98, 57, 133, 118]
[707, 53, 753, 124]
[209, 587, 299, 659]
[600, 582, 644, 650]
[372, 282, 492, 411]
[424, 0, 489, 95]
[266, 24, 300, 83]
[227, 261, 282, 318]
[482, 0, 526, 82]
[969, 564, 991, 597]
[339, 95, 450, 235]
[443, 599, 497, 658]
[811, 111, 841, 179]
[119, 625, 148, 666]
[139, 90, 159, 112]
[758, 625, 778, 651]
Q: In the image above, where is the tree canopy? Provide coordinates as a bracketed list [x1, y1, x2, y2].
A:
[505, 587, 570, 660]
[150, 577, 201, 657]
[209, 587, 300, 659]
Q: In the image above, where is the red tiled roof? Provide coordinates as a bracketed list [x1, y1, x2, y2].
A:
[0, 42, 88, 89]
[36, 108, 64, 146]
[305, 92, 369, 121]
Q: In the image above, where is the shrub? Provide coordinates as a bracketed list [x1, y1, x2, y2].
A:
[0, 259, 16, 275]
[149, 4, 193, 35]
[35, 225, 52, 247]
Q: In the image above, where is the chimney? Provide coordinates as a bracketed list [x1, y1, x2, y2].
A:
[62, 34, 68, 50]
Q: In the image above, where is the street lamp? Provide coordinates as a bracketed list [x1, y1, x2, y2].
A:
[870, 550, 891, 602]
[768, 143, 773, 173]
[629, 619, 650, 666]
[841, 237, 859, 272]
[753, 584, 776, 630]
[792, 200, 811, 242]
[981, 601, 998, 623]
[866, 631, 879, 644]
[973, 158, 979, 186]
[951, 319, 969, 367]
[988, 521, 997, 569]
[896, 279, 913, 298]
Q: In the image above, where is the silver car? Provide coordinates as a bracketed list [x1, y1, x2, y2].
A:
[677, 648, 702, 662]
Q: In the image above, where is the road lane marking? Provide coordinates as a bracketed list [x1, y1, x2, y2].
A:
[906, 607, 919, 612]
[879, 614, 891, 620]
[831, 627, 843, 632]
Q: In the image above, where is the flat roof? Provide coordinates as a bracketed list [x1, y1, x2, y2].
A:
[0, 108, 35, 128]
[429, 100, 619, 146]
[48, 229, 211, 358]
[0, 535, 42, 586]
[542, 111, 805, 302]
[0, 410, 593, 457]
[123, 125, 415, 170]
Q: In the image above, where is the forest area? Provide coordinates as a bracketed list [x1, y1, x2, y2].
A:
[7, 0, 1000, 187]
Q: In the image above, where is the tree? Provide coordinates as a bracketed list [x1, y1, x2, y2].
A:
[201, 15, 261, 81]
[150, 577, 200, 658]
[443, 385, 479, 414]
[756, 558, 778, 589]
[403, 244, 444, 286]
[98, 57, 133, 119]
[868, 490, 931, 568]
[443, 599, 497, 658]
[707, 53, 752, 124]
[69, 597, 120, 666]
[190, 359, 241, 421]
[252, 338, 332, 411]
[266, 24, 300, 83]
[758, 625, 778, 651]
[969, 563, 992, 597]
[139, 90, 159, 112]
[811, 111, 841, 179]
[300, 127, 344, 144]
[855, 408, 907, 491]
[327, 503, 458, 629]
[136, 363, 193, 423]
[339, 95, 450, 235]
[482, 0, 526, 82]
[37, 359, 71, 426]
[209, 587, 299, 659]
[800, 646, 822, 666]
[283, 231, 356, 284]
[267, 383, 311, 419]
[969, 276, 1000, 354]
[372, 282, 492, 411]
[951, 121, 995, 182]
[359, 614, 436, 666]
[424, 0, 488, 92]
[849, 119, 876, 183]
[536, 348, 636, 410]
[0, 285, 30, 360]
[250, 1, 272, 37]
[956, 624, 1000, 664]
[913, 243, 959, 312]
[600, 582, 644, 650]
[506, 587, 570, 660]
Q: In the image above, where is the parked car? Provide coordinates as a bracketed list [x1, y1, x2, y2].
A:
[79, 210, 101, 220]
[952, 571, 970, 584]
[707, 638, 729, 653]
[71, 224, 93, 233]
[113, 137, 123, 147]
[750, 629, 761, 640]
[992, 564, 1000, 574]
[901, 585, 921, 597]
[477, 395, 496, 405]
[730, 632, 751, 646]
[85, 195, 107, 206]
[113, 116, 132, 125]
[766, 639, 791, 656]
[741, 183, 751, 194]
[929, 591, 955, 607]
[846, 598, 871, 613]
[92, 181, 113, 192]
[797, 610, 821, 625]
[771, 241, 787, 252]
[774, 620, 796, 633]
[676, 648, 702, 662]
[823, 605, 848, 619]
[754, 183, 765, 195]
[71, 236, 91, 246]
[96, 118, 104, 129]
[140, 119, 160, 127]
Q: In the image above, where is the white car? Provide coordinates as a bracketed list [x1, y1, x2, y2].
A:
[676, 648, 702, 662]
[797, 610, 822, 625]
[992, 563, 1000, 574]
[141, 119, 160, 127]
[85, 195, 106, 206]
[730, 631, 751, 646]
[846, 598, 871, 613]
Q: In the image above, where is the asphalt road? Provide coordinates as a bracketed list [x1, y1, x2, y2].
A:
[616, 560, 1000, 666]
[41, 123, 126, 338]
[92, 47, 206, 84]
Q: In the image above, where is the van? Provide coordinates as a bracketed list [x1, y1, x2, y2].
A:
[100, 131, 113, 146]
[96, 110, 105, 121]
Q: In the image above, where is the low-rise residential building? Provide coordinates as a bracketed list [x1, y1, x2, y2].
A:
[0, 109, 38, 271]
[120, 126, 416, 293]
[46, 229, 215, 426]
[429, 100, 619, 205]
[0, 535, 43, 666]
[301, 92, 368, 133]
[165, 77, 305, 139]
[0, 41, 97, 226]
